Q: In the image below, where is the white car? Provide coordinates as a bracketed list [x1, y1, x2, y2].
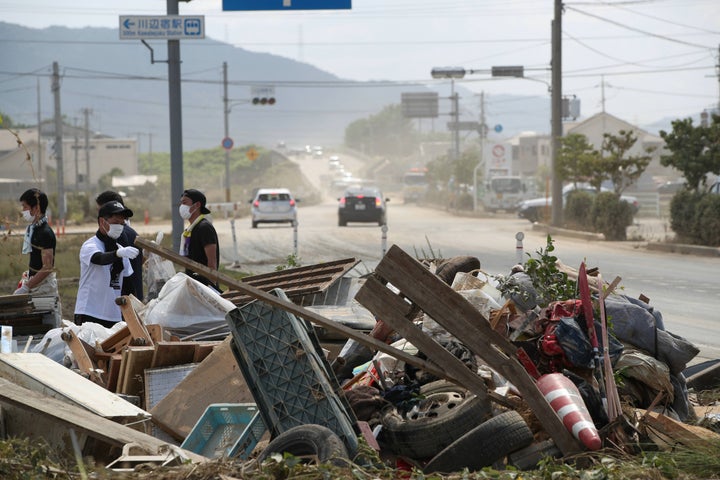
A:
[250, 188, 298, 228]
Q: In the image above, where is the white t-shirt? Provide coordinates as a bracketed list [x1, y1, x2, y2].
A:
[74, 235, 133, 323]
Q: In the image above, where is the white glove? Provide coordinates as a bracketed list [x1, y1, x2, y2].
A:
[116, 246, 140, 259]
[14, 284, 30, 295]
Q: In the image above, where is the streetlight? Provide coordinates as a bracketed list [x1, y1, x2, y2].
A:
[430, 67, 466, 160]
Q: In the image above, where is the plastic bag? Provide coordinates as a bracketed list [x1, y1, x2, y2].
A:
[143, 232, 176, 301]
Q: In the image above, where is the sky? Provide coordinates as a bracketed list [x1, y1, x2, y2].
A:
[1, 0, 719, 129]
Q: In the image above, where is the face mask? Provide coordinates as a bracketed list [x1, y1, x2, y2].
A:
[22, 210, 34, 223]
[179, 204, 192, 220]
[107, 223, 124, 239]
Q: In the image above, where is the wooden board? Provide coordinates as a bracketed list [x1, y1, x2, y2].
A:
[0, 353, 147, 419]
[149, 337, 255, 440]
[639, 409, 720, 449]
[150, 341, 197, 368]
[193, 341, 221, 363]
[117, 346, 155, 397]
[0, 377, 206, 463]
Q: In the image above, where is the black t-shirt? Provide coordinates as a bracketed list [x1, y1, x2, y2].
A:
[118, 224, 144, 301]
[184, 218, 220, 287]
[28, 222, 56, 276]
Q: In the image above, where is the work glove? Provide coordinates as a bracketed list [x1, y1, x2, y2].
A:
[14, 284, 30, 295]
[116, 246, 140, 259]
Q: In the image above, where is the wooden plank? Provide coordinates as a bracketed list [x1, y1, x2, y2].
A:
[193, 341, 221, 363]
[100, 325, 132, 354]
[134, 237, 463, 384]
[364, 244, 582, 456]
[639, 409, 720, 448]
[116, 296, 154, 347]
[149, 338, 255, 440]
[118, 346, 155, 397]
[150, 342, 197, 368]
[0, 353, 147, 419]
[0, 378, 206, 463]
[60, 330, 104, 386]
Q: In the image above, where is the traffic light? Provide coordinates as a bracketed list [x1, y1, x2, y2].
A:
[252, 97, 276, 106]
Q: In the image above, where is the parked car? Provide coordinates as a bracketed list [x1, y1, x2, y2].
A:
[338, 186, 388, 226]
[250, 188, 298, 228]
[517, 184, 639, 223]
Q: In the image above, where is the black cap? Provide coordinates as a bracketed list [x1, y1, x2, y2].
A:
[182, 189, 211, 214]
[98, 201, 133, 219]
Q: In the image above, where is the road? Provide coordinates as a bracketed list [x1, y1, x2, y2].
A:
[127, 152, 719, 365]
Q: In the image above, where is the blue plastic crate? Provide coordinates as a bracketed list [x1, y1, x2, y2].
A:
[180, 403, 266, 459]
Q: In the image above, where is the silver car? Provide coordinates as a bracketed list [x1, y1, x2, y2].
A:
[250, 188, 298, 228]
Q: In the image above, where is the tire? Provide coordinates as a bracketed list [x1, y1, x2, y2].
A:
[423, 410, 534, 474]
[434, 256, 481, 285]
[338, 216, 347, 227]
[257, 424, 350, 467]
[378, 381, 492, 460]
[252, 221, 258, 228]
[507, 439, 561, 471]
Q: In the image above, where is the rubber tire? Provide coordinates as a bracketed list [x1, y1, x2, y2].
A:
[423, 410, 534, 474]
[434, 256, 481, 285]
[252, 221, 258, 228]
[378, 380, 492, 460]
[339, 216, 347, 227]
[257, 424, 350, 467]
[507, 439, 562, 471]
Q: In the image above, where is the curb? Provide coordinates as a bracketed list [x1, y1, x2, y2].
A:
[530, 223, 604, 242]
[645, 242, 720, 257]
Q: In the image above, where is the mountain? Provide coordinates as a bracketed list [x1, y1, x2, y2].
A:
[1, 22, 555, 152]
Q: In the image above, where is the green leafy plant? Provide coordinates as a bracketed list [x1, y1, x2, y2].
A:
[521, 235, 576, 307]
[276, 253, 302, 271]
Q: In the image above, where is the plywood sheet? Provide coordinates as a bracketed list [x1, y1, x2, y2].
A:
[0, 353, 147, 418]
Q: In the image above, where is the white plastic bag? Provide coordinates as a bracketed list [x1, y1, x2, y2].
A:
[143, 232, 177, 301]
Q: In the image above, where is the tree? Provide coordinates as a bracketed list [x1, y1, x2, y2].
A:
[599, 130, 653, 194]
[344, 104, 416, 157]
[660, 114, 720, 192]
[558, 134, 599, 185]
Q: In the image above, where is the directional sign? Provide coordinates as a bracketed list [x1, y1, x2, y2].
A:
[223, 0, 351, 11]
[119, 16, 205, 40]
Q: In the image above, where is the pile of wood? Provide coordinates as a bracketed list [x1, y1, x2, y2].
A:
[0, 293, 51, 335]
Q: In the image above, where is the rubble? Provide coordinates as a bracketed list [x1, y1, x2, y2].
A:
[0, 236, 718, 477]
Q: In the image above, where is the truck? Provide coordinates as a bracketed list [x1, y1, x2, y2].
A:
[402, 167, 429, 203]
[481, 175, 528, 213]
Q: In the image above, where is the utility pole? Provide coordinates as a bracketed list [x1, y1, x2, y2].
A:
[168, 0, 184, 253]
[550, 0, 563, 226]
[473, 91, 487, 212]
[52, 62, 65, 221]
[82, 107, 92, 190]
[73, 118, 79, 192]
[451, 80, 460, 160]
[36, 78, 42, 185]
[223, 61, 231, 202]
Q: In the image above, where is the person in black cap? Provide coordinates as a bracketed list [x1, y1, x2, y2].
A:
[95, 191, 143, 301]
[74, 201, 140, 329]
[179, 189, 220, 290]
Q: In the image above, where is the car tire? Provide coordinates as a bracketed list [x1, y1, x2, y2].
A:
[423, 410, 534, 474]
[252, 221, 258, 228]
[434, 256, 481, 285]
[377, 380, 492, 460]
[338, 217, 347, 227]
[257, 424, 350, 467]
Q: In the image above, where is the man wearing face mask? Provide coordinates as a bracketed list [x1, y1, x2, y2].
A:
[15, 188, 62, 326]
[179, 189, 220, 291]
[74, 201, 140, 329]
[95, 191, 143, 300]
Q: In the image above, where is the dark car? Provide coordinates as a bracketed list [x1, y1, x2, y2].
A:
[338, 187, 388, 226]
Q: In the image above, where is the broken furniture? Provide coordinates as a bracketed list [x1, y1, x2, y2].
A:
[0, 293, 54, 336]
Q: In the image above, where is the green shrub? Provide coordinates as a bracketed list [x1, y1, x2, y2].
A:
[591, 192, 633, 240]
[564, 190, 594, 230]
[669, 189, 702, 243]
[694, 193, 720, 246]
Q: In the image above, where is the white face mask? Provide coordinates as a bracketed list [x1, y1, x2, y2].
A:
[22, 210, 34, 223]
[179, 204, 193, 220]
[107, 223, 124, 239]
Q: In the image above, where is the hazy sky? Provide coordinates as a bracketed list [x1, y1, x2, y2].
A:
[1, 0, 719, 127]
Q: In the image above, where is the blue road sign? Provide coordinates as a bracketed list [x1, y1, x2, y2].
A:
[222, 0, 351, 11]
[222, 137, 234, 150]
[494, 124, 503, 133]
[119, 16, 205, 40]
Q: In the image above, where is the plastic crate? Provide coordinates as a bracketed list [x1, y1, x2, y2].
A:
[226, 288, 358, 456]
[180, 403, 266, 459]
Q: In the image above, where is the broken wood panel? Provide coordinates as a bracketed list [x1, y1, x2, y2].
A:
[135, 237, 464, 384]
[356, 276, 497, 405]
[0, 353, 147, 419]
[116, 296, 154, 347]
[117, 346, 155, 398]
[640, 409, 720, 449]
[193, 341, 221, 363]
[149, 338, 255, 441]
[100, 325, 133, 354]
[151, 342, 197, 368]
[0, 378, 206, 463]
[363, 244, 581, 456]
